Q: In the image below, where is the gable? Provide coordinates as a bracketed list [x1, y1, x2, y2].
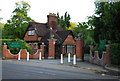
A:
[63, 35, 76, 45]
[24, 30, 38, 41]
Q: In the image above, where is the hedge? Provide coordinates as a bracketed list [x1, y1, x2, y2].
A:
[1, 39, 31, 54]
[110, 43, 120, 65]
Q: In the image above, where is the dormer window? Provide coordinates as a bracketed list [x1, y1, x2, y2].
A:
[28, 30, 35, 35]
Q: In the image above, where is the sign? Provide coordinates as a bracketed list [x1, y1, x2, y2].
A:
[99, 40, 106, 50]
[7, 41, 22, 48]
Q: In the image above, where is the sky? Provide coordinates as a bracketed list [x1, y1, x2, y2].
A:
[0, 0, 96, 24]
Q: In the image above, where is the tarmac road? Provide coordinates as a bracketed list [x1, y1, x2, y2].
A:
[2, 60, 119, 79]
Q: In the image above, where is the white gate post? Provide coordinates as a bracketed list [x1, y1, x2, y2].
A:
[73, 54, 76, 65]
[68, 53, 71, 62]
[27, 52, 29, 61]
[39, 52, 42, 60]
[61, 54, 63, 64]
[18, 52, 20, 60]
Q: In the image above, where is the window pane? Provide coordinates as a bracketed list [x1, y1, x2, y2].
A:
[32, 30, 34, 35]
[67, 45, 72, 53]
[28, 30, 34, 35]
[28, 31, 31, 35]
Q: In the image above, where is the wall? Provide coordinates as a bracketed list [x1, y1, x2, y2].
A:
[24, 31, 38, 41]
[63, 35, 76, 45]
[2, 44, 44, 59]
[89, 45, 111, 66]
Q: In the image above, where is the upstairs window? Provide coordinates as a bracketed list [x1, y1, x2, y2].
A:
[28, 30, 35, 35]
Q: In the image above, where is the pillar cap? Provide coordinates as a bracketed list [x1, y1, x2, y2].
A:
[4, 42, 6, 45]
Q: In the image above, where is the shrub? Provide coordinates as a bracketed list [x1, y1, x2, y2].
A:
[0, 39, 13, 44]
[110, 43, 120, 65]
[92, 43, 104, 59]
[1, 39, 31, 54]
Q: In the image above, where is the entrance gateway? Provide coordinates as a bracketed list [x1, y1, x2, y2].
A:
[2, 13, 84, 60]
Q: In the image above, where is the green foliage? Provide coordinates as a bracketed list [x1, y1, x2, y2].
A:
[3, 1, 34, 39]
[73, 22, 91, 39]
[88, 2, 120, 43]
[67, 22, 77, 30]
[57, 12, 71, 30]
[110, 43, 120, 65]
[0, 39, 13, 44]
[72, 22, 94, 54]
[9, 48, 20, 54]
[20, 40, 31, 52]
[1, 39, 31, 54]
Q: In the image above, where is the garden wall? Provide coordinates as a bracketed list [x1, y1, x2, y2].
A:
[2, 44, 44, 59]
[89, 45, 111, 66]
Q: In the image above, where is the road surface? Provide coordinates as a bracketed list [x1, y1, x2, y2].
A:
[2, 60, 118, 79]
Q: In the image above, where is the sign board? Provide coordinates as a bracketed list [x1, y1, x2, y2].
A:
[99, 40, 106, 50]
[7, 41, 22, 48]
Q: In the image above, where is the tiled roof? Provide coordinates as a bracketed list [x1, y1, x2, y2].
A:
[25, 22, 74, 44]
[29, 22, 49, 37]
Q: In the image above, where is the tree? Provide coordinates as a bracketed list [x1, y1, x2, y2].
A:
[4, 1, 34, 39]
[57, 12, 71, 30]
[88, 1, 120, 43]
[72, 22, 94, 54]
[67, 22, 77, 30]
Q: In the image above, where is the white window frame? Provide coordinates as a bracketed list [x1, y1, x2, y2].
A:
[28, 30, 35, 35]
[65, 45, 75, 53]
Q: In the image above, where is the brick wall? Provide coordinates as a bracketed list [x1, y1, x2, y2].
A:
[24, 31, 38, 41]
[2, 44, 43, 59]
[89, 45, 111, 66]
[47, 13, 58, 27]
[75, 40, 84, 61]
[63, 35, 76, 45]
[48, 39, 56, 59]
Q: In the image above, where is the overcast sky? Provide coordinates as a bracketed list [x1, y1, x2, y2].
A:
[0, 0, 96, 23]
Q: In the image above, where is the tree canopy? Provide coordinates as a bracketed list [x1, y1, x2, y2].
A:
[88, 1, 120, 43]
[3, 1, 34, 39]
[57, 12, 71, 30]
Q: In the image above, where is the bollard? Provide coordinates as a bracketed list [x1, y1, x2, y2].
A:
[73, 54, 76, 65]
[61, 54, 63, 64]
[18, 52, 20, 60]
[39, 52, 42, 60]
[27, 52, 29, 61]
[68, 53, 71, 62]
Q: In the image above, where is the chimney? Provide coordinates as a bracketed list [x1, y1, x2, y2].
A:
[47, 13, 58, 27]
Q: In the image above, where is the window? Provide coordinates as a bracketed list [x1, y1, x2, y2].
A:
[28, 30, 35, 35]
[65, 45, 75, 53]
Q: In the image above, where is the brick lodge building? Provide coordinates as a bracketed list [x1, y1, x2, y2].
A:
[23, 13, 84, 60]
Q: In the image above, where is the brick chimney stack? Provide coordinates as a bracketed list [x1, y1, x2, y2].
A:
[47, 13, 58, 27]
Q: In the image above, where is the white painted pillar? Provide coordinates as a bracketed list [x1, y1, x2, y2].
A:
[68, 53, 71, 62]
[73, 54, 76, 65]
[27, 52, 29, 61]
[18, 52, 20, 60]
[61, 54, 63, 64]
[39, 52, 42, 60]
